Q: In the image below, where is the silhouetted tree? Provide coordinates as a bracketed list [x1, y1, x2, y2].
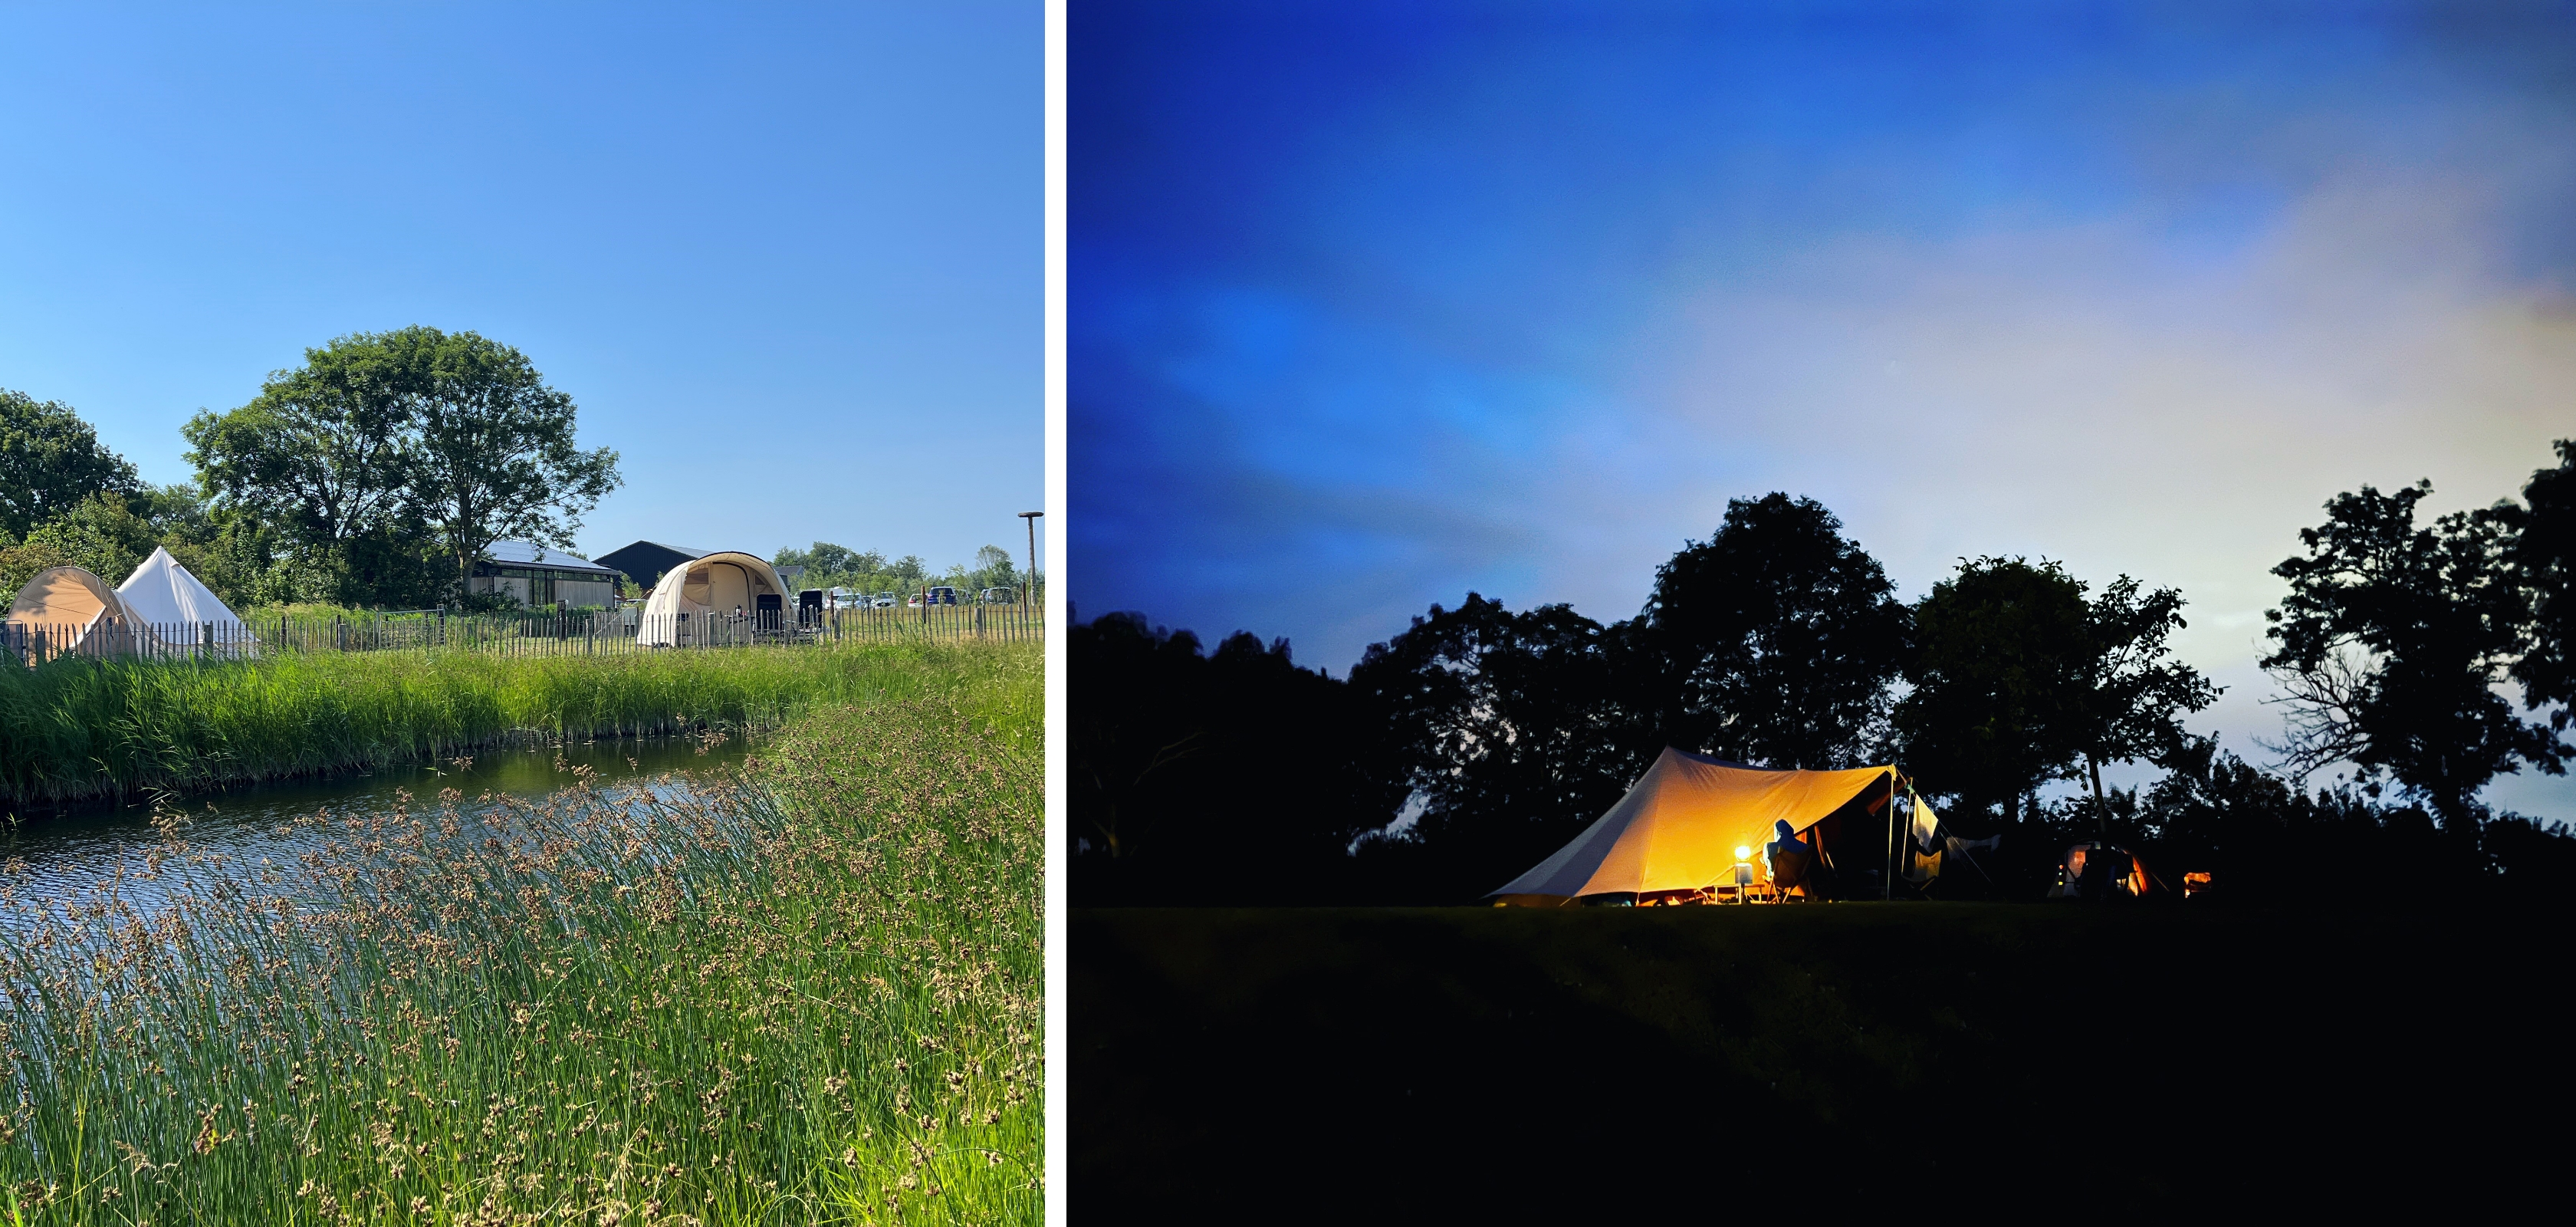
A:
[2505, 440, 2576, 727]
[1344, 595, 1655, 901]
[1070, 613, 1402, 904]
[1640, 494, 1907, 769]
[1894, 558, 2094, 824]
[2072, 574, 2222, 831]
[2262, 480, 2565, 828]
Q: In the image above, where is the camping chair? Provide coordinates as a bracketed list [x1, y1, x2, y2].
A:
[1766, 844, 1815, 900]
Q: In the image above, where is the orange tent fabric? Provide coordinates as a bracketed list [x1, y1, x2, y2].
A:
[1488, 747, 1893, 902]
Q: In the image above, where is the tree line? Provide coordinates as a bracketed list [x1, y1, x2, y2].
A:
[774, 541, 1026, 600]
[1073, 443, 2576, 904]
[4, 327, 621, 610]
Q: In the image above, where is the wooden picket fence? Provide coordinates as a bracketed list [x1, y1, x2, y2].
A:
[2, 600, 1043, 666]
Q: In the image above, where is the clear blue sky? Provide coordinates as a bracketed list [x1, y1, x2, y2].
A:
[1073, 1, 2576, 816]
[1, 2, 1039, 575]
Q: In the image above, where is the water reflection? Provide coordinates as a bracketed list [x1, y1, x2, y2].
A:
[0, 737, 751, 919]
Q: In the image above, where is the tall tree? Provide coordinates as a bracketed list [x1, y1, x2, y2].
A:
[1071, 613, 1402, 904]
[1, 390, 138, 541]
[1640, 493, 1908, 768]
[1894, 558, 2094, 822]
[2505, 440, 2576, 725]
[2074, 574, 2222, 828]
[1346, 595, 1655, 898]
[182, 341, 418, 556]
[393, 328, 622, 593]
[2262, 480, 2564, 827]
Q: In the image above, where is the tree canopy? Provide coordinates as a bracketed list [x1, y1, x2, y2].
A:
[2, 390, 138, 541]
[2506, 441, 2576, 723]
[1640, 493, 1908, 770]
[1895, 557, 2095, 821]
[1346, 597, 1655, 896]
[398, 328, 622, 592]
[2262, 480, 2564, 827]
[182, 327, 619, 607]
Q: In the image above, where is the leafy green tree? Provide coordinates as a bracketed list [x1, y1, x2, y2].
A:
[1, 390, 138, 541]
[393, 328, 622, 594]
[974, 544, 1020, 590]
[1639, 493, 1908, 769]
[2262, 479, 2564, 828]
[182, 343, 417, 559]
[183, 327, 618, 605]
[1894, 558, 2094, 822]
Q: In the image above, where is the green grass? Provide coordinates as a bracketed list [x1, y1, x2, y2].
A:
[0, 643, 982, 808]
[0, 643, 1040, 1224]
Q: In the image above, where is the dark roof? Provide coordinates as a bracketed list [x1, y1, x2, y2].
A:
[483, 539, 621, 576]
[593, 541, 742, 586]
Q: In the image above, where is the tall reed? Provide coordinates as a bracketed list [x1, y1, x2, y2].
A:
[0, 643, 1041, 1223]
[0, 643, 978, 808]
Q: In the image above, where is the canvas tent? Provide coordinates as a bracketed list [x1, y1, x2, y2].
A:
[1490, 748, 1896, 905]
[2046, 842, 2164, 900]
[635, 551, 790, 646]
[116, 547, 248, 642]
[6, 565, 154, 657]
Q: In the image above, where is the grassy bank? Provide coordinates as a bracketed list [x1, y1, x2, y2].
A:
[1075, 903, 2559, 1216]
[0, 641, 1039, 1224]
[0, 644, 977, 808]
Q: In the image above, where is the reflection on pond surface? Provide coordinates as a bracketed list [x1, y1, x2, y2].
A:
[0, 735, 751, 916]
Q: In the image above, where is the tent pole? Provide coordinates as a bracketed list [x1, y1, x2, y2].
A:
[1884, 769, 1895, 901]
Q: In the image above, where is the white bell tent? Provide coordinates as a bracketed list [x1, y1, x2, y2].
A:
[117, 546, 248, 643]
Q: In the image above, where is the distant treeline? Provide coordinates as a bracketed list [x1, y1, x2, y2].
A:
[1074, 442, 2576, 905]
[774, 541, 1026, 600]
[2, 326, 617, 611]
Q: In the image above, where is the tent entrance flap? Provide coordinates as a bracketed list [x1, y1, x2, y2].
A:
[1487, 748, 1894, 902]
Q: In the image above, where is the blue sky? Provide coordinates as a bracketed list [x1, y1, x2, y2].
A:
[1, 2, 1039, 574]
[1073, 2, 2576, 814]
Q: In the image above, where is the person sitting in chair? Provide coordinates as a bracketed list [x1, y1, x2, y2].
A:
[1766, 819, 1815, 894]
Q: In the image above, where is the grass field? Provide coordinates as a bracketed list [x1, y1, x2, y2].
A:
[0, 643, 1041, 1224]
[0, 643, 974, 808]
[1073, 902, 2558, 1216]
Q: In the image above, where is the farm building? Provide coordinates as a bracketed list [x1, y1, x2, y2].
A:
[595, 541, 718, 591]
[471, 540, 623, 608]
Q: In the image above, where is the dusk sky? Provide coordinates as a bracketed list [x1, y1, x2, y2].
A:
[1072, 2, 2576, 813]
[2, 4, 1038, 574]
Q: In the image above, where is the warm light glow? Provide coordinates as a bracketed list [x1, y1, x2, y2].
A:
[1734, 846, 1753, 861]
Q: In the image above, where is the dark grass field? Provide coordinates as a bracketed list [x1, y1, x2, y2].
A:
[1074, 902, 2566, 1218]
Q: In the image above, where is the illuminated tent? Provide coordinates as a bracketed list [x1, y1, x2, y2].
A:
[115, 547, 247, 638]
[6, 565, 155, 656]
[1489, 748, 1897, 905]
[635, 551, 790, 646]
[2046, 842, 2164, 900]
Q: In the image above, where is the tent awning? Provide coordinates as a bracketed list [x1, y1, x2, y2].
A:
[1489, 748, 1893, 900]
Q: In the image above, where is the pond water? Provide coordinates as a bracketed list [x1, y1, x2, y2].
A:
[0, 736, 753, 918]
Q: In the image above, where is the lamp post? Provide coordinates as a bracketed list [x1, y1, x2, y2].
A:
[1018, 511, 1043, 617]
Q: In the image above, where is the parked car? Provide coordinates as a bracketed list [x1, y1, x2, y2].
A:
[872, 594, 897, 608]
[978, 587, 1017, 604]
[925, 587, 961, 606]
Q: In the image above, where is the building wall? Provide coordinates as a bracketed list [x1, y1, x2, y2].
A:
[469, 574, 618, 608]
